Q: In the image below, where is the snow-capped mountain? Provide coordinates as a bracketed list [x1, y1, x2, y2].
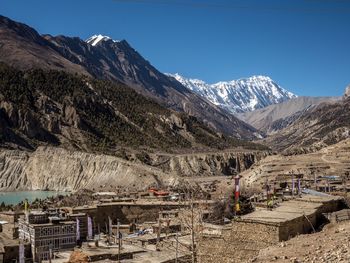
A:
[168, 73, 297, 113]
[86, 34, 120, 46]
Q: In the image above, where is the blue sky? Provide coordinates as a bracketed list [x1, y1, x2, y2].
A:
[2, 0, 350, 96]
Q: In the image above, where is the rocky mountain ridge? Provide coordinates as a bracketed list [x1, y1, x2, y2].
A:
[238, 96, 340, 134]
[0, 15, 88, 75]
[262, 92, 350, 153]
[0, 63, 267, 153]
[168, 73, 296, 113]
[0, 15, 259, 139]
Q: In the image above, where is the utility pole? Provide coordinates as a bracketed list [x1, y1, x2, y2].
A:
[190, 195, 196, 263]
[157, 212, 161, 248]
[266, 177, 269, 210]
[48, 245, 52, 263]
[117, 219, 121, 263]
[175, 232, 179, 263]
[19, 242, 24, 263]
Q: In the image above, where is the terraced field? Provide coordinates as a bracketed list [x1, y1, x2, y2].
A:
[241, 139, 350, 188]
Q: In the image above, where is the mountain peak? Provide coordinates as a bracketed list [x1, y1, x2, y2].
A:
[345, 85, 350, 98]
[247, 75, 273, 81]
[168, 73, 206, 85]
[86, 34, 119, 46]
[170, 73, 297, 113]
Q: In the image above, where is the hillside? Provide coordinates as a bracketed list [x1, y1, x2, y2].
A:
[241, 139, 350, 188]
[237, 96, 340, 134]
[0, 63, 267, 154]
[261, 95, 350, 153]
[0, 15, 259, 139]
[0, 15, 88, 75]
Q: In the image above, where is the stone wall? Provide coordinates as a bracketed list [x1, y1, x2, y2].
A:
[198, 197, 344, 262]
[278, 214, 317, 241]
[2, 244, 31, 263]
[72, 203, 185, 233]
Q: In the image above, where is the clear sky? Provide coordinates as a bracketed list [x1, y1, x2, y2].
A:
[2, 0, 350, 96]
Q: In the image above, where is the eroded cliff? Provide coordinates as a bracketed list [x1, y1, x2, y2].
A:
[148, 151, 267, 177]
[0, 147, 174, 191]
[0, 147, 268, 191]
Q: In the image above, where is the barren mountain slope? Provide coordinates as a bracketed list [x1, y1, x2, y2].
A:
[237, 96, 340, 134]
[260, 95, 350, 153]
[0, 15, 88, 75]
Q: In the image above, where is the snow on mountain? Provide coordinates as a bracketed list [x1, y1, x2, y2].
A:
[86, 34, 119, 46]
[168, 73, 297, 113]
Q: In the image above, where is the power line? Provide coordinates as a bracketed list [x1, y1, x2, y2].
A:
[112, 0, 350, 14]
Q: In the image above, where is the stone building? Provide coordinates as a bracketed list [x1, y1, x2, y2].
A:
[198, 195, 343, 262]
[19, 210, 77, 262]
[0, 211, 23, 239]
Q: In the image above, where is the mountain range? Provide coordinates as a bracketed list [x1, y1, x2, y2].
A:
[0, 14, 349, 155]
[0, 63, 267, 153]
[0, 15, 258, 140]
[168, 73, 296, 113]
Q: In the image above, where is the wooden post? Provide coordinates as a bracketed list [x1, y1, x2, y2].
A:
[166, 219, 170, 239]
[314, 173, 317, 190]
[266, 177, 269, 210]
[156, 212, 161, 247]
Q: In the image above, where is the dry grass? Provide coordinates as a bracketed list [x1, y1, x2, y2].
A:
[66, 250, 88, 263]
